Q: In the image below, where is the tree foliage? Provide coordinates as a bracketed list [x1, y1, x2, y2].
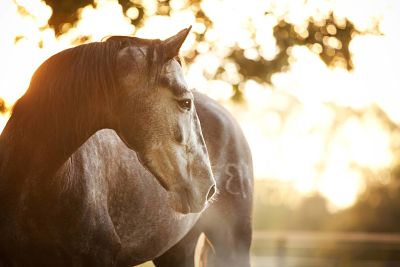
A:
[328, 165, 400, 233]
[0, 0, 368, 112]
[43, 0, 94, 34]
[43, 1, 357, 79]
[233, 13, 356, 81]
[0, 99, 6, 114]
[253, 181, 331, 231]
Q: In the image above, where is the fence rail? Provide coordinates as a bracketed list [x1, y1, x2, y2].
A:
[252, 231, 400, 267]
[253, 231, 400, 244]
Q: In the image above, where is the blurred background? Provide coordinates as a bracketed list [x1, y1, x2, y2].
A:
[1, 0, 400, 266]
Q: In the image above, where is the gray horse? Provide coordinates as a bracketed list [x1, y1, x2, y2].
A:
[0, 28, 253, 266]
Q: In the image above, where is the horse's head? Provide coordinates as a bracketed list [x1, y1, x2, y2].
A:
[112, 28, 216, 214]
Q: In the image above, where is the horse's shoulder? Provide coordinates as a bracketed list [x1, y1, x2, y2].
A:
[73, 129, 126, 159]
[60, 129, 129, 182]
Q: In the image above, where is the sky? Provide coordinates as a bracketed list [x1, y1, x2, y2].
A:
[0, 0, 399, 209]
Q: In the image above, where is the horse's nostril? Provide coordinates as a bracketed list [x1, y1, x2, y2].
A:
[206, 185, 216, 201]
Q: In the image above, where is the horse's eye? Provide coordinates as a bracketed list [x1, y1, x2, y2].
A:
[178, 99, 192, 111]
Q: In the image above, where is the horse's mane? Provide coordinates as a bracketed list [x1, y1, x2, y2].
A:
[7, 36, 162, 144]
[0, 36, 165, 186]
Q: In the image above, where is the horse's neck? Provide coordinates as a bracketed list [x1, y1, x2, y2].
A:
[0, 110, 100, 181]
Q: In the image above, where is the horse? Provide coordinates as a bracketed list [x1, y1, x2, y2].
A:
[0, 28, 253, 267]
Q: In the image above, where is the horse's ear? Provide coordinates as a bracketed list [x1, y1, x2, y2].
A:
[162, 26, 191, 61]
